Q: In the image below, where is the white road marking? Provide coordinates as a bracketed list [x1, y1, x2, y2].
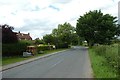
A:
[50, 59, 64, 68]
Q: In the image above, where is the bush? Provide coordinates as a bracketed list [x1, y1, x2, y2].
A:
[20, 40, 33, 45]
[55, 42, 69, 49]
[93, 45, 106, 56]
[37, 45, 53, 53]
[118, 43, 120, 78]
[93, 44, 119, 77]
[2, 41, 32, 56]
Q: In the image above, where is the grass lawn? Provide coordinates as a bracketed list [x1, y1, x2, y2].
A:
[2, 48, 68, 66]
[89, 43, 119, 78]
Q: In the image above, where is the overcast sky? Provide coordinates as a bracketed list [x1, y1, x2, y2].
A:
[0, 0, 119, 39]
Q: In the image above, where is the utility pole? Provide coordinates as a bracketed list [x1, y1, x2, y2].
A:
[118, 1, 120, 24]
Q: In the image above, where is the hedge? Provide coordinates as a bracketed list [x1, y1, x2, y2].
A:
[2, 41, 31, 56]
[37, 45, 54, 53]
[55, 42, 69, 49]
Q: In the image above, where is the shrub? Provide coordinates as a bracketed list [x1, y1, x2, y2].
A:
[55, 42, 69, 49]
[20, 40, 33, 45]
[118, 43, 120, 78]
[37, 45, 53, 53]
[93, 44, 119, 77]
[2, 41, 32, 56]
[93, 45, 106, 56]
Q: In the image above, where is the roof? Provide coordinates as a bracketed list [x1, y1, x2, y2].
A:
[15, 32, 32, 40]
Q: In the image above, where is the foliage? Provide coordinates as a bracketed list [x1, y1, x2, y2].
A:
[52, 22, 76, 45]
[34, 38, 45, 44]
[43, 22, 78, 48]
[1, 24, 18, 43]
[71, 33, 80, 45]
[94, 44, 119, 71]
[89, 44, 119, 78]
[36, 45, 54, 52]
[2, 41, 32, 56]
[20, 40, 33, 45]
[89, 49, 117, 78]
[43, 34, 54, 45]
[55, 42, 69, 49]
[76, 10, 119, 47]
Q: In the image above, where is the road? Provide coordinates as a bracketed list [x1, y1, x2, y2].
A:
[2, 46, 93, 78]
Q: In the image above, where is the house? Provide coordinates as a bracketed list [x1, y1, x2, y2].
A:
[14, 31, 32, 40]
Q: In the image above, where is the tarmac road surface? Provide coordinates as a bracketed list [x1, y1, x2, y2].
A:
[2, 46, 93, 78]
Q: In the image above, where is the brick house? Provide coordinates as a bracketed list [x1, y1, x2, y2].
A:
[14, 31, 32, 40]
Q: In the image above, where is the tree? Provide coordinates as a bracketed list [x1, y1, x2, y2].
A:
[42, 22, 78, 48]
[43, 34, 54, 45]
[1, 24, 18, 43]
[52, 22, 76, 45]
[71, 33, 80, 45]
[76, 10, 118, 47]
[34, 38, 45, 44]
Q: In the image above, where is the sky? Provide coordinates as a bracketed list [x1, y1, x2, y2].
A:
[0, 0, 120, 40]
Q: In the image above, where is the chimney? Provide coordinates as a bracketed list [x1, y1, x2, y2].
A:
[28, 33, 30, 35]
[18, 31, 20, 33]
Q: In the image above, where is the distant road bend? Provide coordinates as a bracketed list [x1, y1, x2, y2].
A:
[3, 46, 93, 78]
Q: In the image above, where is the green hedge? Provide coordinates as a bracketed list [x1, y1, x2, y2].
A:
[55, 42, 69, 49]
[2, 41, 32, 56]
[37, 45, 53, 53]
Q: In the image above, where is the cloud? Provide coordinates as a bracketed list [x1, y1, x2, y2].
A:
[49, 5, 60, 11]
[0, 0, 119, 39]
[51, 0, 72, 4]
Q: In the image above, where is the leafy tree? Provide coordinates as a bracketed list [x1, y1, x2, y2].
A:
[76, 10, 118, 47]
[42, 22, 78, 48]
[71, 33, 79, 45]
[43, 34, 54, 45]
[34, 38, 45, 44]
[1, 24, 18, 43]
[52, 22, 76, 45]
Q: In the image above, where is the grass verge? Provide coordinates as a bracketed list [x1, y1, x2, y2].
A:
[2, 48, 68, 66]
[89, 44, 119, 78]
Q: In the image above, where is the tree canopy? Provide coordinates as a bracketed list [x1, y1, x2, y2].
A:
[52, 22, 76, 44]
[43, 34, 54, 45]
[76, 10, 119, 46]
[1, 24, 18, 43]
[43, 22, 78, 48]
